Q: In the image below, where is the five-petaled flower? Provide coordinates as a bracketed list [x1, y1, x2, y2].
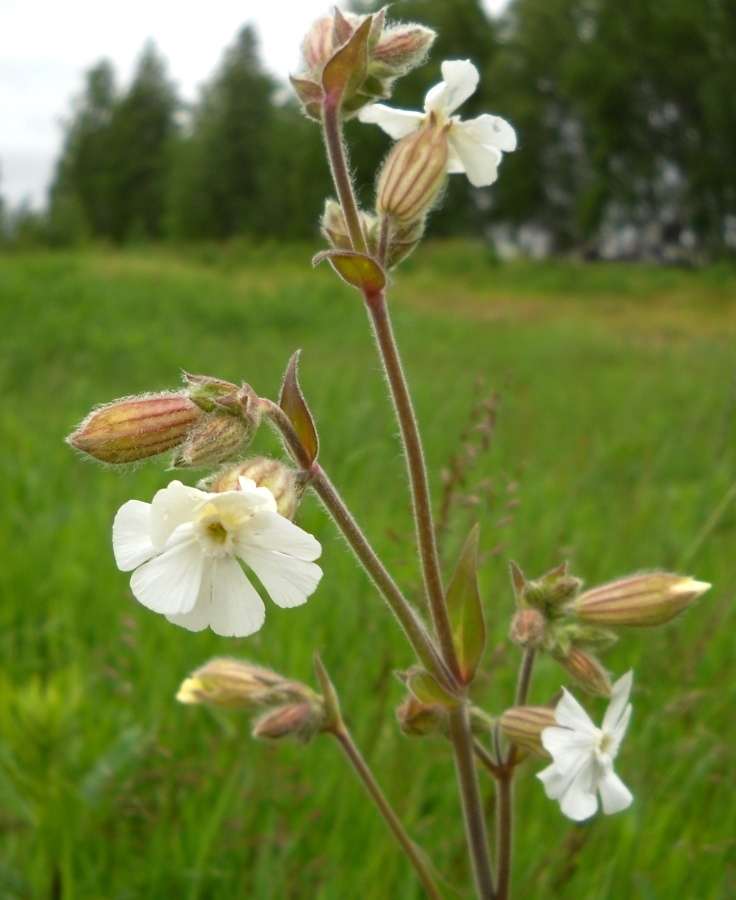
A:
[358, 59, 516, 187]
[112, 478, 322, 637]
[537, 670, 634, 821]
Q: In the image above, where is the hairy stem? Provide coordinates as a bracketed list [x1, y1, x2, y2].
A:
[332, 721, 446, 900]
[365, 291, 461, 681]
[322, 101, 367, 254]
[448, 707, 496, 900]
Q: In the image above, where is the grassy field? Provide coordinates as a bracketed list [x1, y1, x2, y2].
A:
[1, 242, 735, 898]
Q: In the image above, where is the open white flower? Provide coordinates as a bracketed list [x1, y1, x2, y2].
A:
[358, 59, 516, 187]
[537, 670, 634, 821]
[112, 477, 322, 637]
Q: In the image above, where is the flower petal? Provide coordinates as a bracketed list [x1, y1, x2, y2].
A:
[598, 769, 634, 815]
[603, 670, 633, 734]
[358, 103, 424, 138]
[554, 688, 598, 734]
[113, 500, 156, 571]
[208, 558, 267, 636]
[239, 545, 323, 608]
[149, 480, 205, 549]
[462, 113, 517, 152]
[235, 510, 322, 561]
[425, 60, 479, 115]
[448, 125, 503, 187]
[166, 556, 266, 637]
[541, 726, 595, 775]
[129, 528, 203, 615]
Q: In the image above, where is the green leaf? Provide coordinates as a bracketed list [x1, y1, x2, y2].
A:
[446, 525, 486, 684]
[314, 653, 342, 730]
[313, 249, 386, 295]
[279, 351, 319, 465]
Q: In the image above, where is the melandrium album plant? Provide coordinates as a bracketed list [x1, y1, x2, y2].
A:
[67, 8, 711, 898]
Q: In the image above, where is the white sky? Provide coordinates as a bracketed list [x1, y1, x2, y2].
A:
[0, 0, 508, 209]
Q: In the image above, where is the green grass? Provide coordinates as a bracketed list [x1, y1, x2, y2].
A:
[1, 243, 735, 898]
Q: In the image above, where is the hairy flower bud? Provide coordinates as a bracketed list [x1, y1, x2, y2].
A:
[294, 8, 436, 120]
[395, 696, 448, 737]
[172, 415, 254, 468]
[573, 573, 711, 627]
[509, 607, 546, 648]
[252, 700, 326, 744]
[67, 393, 203, 464]
[555, 646, 612, 697]
[176, 659, 317, 711]
[205, 457, 304, 519]
[376, 120, 449, 224]
[499, 706, 556, 757]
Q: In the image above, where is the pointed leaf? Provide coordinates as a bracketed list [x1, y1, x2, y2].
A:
[279, 351, 319, 465]
[446, 525, 486, 684]
[313, 249, 386, 295]
[509, 560, 527, 605]
[322, 17, 372, 105]
[314, 653, 342, 730]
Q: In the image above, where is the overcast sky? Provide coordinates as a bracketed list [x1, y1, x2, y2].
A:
[1, 0, 508, 209]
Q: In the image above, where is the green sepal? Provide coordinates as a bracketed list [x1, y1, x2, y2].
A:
[399, 666, 460, 708]
[322, 16, 372, 106]
[313, 249, 386, 295]
[446, 525, 486, 684]
[279, 351, 319, 466]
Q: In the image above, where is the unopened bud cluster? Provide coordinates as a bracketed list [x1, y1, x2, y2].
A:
[321, 200, 425, 267]
[67, 373, 261, 467]
[293, 8, 435, 120]
[508, 562, 710, 696]
[177, 659, 327, 744]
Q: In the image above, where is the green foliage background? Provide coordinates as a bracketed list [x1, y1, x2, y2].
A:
[1, 244, 734, 897]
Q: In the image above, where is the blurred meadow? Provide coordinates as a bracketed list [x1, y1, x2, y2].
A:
[1, 242, 735, 898]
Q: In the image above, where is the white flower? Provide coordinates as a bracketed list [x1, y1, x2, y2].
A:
[537, 670, 634, 822]
[358, 59, 516, 187]
[112, 477, 322, 637]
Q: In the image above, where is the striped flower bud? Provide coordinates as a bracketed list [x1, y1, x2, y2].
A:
[67, 392, 202, 464]
[376, 119, 449, 225]
[177, 659, 315, 711]
[554, 646, 612, 697]
[499, 706, 556, 757]
[573, 573, 711, 627]
[252, 700, 326, 744]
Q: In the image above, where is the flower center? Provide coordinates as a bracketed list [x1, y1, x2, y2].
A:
[194, 507, 238, 558]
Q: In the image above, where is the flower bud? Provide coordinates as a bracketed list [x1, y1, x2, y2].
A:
[509, 607, 546, 648]
[376, 120, 449, 224]
[176, 659, 317, 711]
[252, 700, 326, 744]
[573, 573, 711, 627]
[554, 646, 612, 697]
[184, 373, 244, 412]
[172, 415, 254, 468]
[371, 22, 436, 74]
[294, 8, 436, 121]
[67, 393, 202, 464]
[205, 457, 304, 519]
[395, 696, 448, 737]
[499, 706, 556, 757]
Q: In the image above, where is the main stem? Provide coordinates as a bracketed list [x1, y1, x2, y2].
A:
[332, 722, 446, 900]
[365, 292, 460, 680]
[323, 101, 367, 254]
[322, 105, 495, 898]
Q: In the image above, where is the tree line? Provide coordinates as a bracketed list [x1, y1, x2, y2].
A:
[2, 0, 734, 257]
